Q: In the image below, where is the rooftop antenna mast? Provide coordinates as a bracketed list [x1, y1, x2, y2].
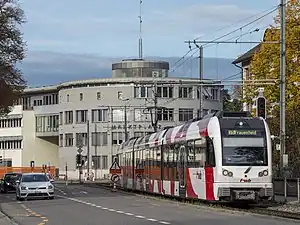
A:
[138, 0, 143, 59]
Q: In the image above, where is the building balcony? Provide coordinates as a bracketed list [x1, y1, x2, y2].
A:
[36, 126, 59, 137]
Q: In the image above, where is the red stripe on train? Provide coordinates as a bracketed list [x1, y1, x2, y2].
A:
[205, 167, 215, 200]
[186, 169, 198, 198]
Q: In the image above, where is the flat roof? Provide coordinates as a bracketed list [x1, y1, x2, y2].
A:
[24, 77, 222, 94]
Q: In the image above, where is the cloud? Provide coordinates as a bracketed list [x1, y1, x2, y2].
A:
[18, 51, 239, 87]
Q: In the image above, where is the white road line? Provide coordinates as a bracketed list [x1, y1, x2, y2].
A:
[56, 194, 171, 224]
[159, 222, 171, 224]
[55, 188, 67, 195]
[135, 215, 145, 219]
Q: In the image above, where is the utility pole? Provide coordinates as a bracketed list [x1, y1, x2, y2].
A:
[279, 0, 287, 170]
[124, 104, 128, 141]
[199, 46, 203, 118]
[94, 123, 97, 179]
[153, 82, 158, 132]
[87, 119, 90, 180]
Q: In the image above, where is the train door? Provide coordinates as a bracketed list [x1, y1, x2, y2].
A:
[178, 145, 187, 198]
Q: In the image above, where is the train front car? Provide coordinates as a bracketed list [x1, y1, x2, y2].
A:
[211, 111, 273, 203]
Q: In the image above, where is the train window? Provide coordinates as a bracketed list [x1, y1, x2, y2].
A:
[187, 141, 196, 168]
[194, 138, 206, 168]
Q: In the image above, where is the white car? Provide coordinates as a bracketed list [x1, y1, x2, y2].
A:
[16, 173, 55, 200]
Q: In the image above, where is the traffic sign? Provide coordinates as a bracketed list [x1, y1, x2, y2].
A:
[77, 147, 83, 154]
[109, 159, 121, 174]
[111, 174, 120, 182]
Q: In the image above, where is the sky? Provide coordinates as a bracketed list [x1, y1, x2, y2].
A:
[19, 0, 279, 59]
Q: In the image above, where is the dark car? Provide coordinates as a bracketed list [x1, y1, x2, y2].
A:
[0, 173, 22, 193]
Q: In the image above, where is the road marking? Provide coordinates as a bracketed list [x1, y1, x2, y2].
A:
[55, 188, 67, 195]
[20, 203, 49, 224]
[56, 194, 171, 224]
[135, 215, 145, 219]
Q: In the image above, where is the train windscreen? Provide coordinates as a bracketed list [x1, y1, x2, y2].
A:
[221, 129, 268, 166]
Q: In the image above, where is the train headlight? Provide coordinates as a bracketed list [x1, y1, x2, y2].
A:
[222, 169, 233, 177]
[222, 169, 228, 176]
[258, 170, 268, 177]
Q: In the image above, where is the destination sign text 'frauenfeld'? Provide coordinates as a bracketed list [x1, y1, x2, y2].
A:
[227, 130, 258, 135]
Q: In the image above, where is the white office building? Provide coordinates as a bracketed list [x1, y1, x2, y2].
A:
[0, 60, 224, 179]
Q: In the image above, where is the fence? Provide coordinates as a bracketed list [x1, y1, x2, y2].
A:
[273, 177, 300, 202]
[0, 166, 56, 179]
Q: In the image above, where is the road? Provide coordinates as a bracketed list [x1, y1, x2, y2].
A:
[0, 184, 299, 225]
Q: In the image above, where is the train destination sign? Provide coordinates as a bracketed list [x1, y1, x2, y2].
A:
[226, 130, 258, 136]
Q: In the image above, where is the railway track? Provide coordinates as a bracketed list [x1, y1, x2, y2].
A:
[84, 182, 300, 221]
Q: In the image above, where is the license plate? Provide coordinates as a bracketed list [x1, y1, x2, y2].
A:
[235, 191, 255, 200]
[35, 190, 41, 193]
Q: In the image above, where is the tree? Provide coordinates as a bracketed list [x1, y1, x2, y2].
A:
[246, 0, 300, 175]
[0, 0, 26, 115]
[222, 86, 242, 112]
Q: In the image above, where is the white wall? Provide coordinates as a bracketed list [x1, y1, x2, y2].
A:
[22, 111, 59, 167]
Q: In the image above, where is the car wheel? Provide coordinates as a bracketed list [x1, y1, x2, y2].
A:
[49, 196, 54, 200]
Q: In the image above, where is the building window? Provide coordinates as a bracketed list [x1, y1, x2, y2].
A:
[92, 156, 108, 169]
[134, 108, 150, 122]
[134, 131, 148, 137]
[134, 86, 152, 98]
[33, 99, 42, 106]
[211, 89, 219, 100]
[156, 86, 173, 98]
[179, 87, 193, 99]
[111, 108, 125, 122]
[67, 94, 70, 102]
[79, 93, 83, 101]
[91, 132, 108, 146]
[0, 140, 22, 149]
[112, 132, 126, 145]
[117, 91, 123, 99]
[91, 109, 108, 122]
[65, 111, 73, 124]
[65, 133, 73, 147]
[35, 115, 59, 132]
[179, 108, 194, 122]
[42, 94, 58, 105]
[76, 133, 88, 146]
[0, 118, 22, 128]
[59, 112, 63, 125]
[0, 157, 12, 167]
[59, 134, 63, 147]
[157, 108, 174, 121]
[76, 110, 88, 123]
[96, 92, 101, 100]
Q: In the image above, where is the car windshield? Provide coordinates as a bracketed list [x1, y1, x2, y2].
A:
[5, 174, 20, 181]
[222, 137, 268, 166]
[21, 174, 49, 182]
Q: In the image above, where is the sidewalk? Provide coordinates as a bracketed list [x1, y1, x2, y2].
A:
[0, 211, 14, 225]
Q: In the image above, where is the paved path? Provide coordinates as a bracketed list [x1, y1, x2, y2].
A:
[0, 183, 299, 225]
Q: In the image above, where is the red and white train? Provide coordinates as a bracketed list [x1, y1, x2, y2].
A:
[116, 111, 273, 203]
